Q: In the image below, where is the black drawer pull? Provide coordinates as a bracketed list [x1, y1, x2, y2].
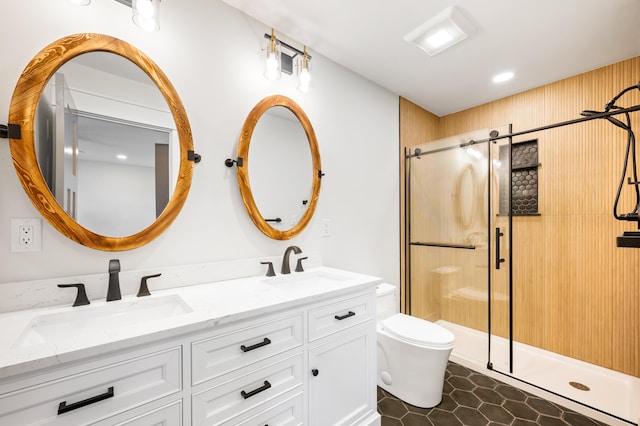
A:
[311, 368, 319, 377]
[58, 386, 114, 415]
[241, 381, 271, 399]
[334, 311, 355, 321]
[241, 337, 271, 352]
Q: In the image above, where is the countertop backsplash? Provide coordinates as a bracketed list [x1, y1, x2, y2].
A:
[0, 251, 321, 314]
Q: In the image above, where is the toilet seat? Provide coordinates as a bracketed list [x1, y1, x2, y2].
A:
[382, 314, 454, 349]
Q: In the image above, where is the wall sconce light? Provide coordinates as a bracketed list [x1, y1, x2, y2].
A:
[263, 29, 313, 92]
[297, 46, 312, 93]
[132, 0, 160, 32]
[264, 29, 282, 80]
[70, 0, 161, 32]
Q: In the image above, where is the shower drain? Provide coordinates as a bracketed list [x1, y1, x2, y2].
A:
[569, 381, 590, 391]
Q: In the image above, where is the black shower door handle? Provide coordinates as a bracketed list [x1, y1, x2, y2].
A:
[496, 227, 505, 270]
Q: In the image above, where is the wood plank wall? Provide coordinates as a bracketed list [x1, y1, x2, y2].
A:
[400, 56, 640, 377]
[400, 98, 440, 313]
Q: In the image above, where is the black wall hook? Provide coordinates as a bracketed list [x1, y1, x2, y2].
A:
[225, 157, 244, 167]
[188, 150, 202, 163]
[0, 124, 21, 139]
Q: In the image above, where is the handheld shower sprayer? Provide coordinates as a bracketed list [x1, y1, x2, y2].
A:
[581, 82, 640, 225]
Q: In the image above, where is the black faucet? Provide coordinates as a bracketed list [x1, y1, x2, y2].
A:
[107, 259, 121, 301]
[58, 283, 90, 307]
[281, 246, 302, 274]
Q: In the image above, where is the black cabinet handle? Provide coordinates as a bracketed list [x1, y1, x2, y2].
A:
[58, 386, 114, 415]
[240, 381, 271, 399]
[241, 337, 271, 353]
[334, 311, 355, 321]
[311, 368, 319, 376]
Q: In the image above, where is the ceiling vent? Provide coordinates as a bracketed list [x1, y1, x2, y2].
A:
[404, 6, 476, 56]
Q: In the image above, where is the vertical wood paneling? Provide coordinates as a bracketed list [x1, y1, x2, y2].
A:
[400, 98, 440, 313]
[400, 56, 640, 378]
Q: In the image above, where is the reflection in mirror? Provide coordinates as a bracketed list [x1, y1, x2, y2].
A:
[454, 163, 478, 229]
[34, 52, 179, 237]
[8, 33, 194, 251]
[249, 106, 312, 229]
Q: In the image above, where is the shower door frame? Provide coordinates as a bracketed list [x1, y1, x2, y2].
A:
[404, 128, 512, 371]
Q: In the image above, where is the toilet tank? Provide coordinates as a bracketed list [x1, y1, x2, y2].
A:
[376, 283, 398, 321]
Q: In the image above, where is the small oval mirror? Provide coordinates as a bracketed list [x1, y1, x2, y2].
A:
[235, 95, 321, 240]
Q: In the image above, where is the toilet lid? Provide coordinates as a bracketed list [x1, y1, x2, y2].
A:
[382, 314, 455, 348]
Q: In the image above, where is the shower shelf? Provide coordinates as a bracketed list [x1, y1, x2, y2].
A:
[616, 231, 640, 248]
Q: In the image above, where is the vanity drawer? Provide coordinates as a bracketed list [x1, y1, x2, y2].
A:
[308, 293, 374, 342]
[192, 352, 303, 425]
[110, 400, 182, 426]
[192, 313, 303, 385]
[221, 391, 303, 426]
[0, 347, 182, 426]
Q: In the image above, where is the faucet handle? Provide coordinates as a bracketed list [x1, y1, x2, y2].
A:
[137, 273, 161, 297]
[58, 283, 90, 307]
[295, 257, 308, 272]
[109, 259, 121, 273]
[260, 262, 276, 277]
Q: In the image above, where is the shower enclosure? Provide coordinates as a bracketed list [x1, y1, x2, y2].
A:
[405, 119, 640, 424]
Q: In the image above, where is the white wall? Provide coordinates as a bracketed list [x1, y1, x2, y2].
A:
[0, 0, 399, 301]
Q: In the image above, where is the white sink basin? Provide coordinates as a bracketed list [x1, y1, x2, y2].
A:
[13, 295, 192, 349]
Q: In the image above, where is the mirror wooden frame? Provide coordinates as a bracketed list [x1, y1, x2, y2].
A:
[8, 33, 194, 251]
[236, 95, 322, 240]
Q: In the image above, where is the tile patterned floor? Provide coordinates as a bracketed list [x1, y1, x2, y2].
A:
[377, 362, 610, 426]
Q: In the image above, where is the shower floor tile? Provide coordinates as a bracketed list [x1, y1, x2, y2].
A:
[377, 362, 609, 426]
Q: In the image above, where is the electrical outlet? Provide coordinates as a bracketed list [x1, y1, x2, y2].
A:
[11, 219, 42, 252]
[19, 225, 34, 247]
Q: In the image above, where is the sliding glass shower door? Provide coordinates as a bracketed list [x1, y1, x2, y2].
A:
[406, 128, 512, 368]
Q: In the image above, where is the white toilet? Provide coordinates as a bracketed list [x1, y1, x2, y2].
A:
[376, 283, 455, 408]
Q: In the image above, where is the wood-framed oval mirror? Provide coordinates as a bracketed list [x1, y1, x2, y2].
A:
[236, 95, 322, 240]
[8, 33, 194, 251]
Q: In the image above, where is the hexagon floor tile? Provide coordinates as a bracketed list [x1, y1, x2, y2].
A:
[377, 362, 610, 426]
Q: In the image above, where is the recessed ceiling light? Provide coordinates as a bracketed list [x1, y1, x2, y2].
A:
[426, 29, 454, 49]
[404, 6, 477, 57]
[493, 72, 514, 83]
[117, 154, 127, 160]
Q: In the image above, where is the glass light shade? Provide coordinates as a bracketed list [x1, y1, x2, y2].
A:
[132, 0, 160, 32]
[264, 39, 282, 80]
[297, 64, 311, 93]
[70, 0, 91, 5]
[297, 50, 312, 93]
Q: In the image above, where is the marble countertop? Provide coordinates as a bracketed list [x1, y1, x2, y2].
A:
[0, 266, 382, 380]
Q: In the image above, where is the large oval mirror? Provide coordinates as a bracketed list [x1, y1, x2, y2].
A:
[236, 95, 322, 240]
[8, 34, 194, 251]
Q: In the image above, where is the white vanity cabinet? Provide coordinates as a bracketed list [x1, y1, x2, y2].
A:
[0, 272, 381, 426]
[0, 343, 183, 426]
[190, 312, 306, 425]
[307, 293, 378, 426]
